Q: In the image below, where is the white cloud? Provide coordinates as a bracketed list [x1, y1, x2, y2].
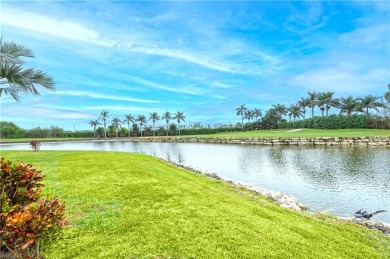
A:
[1, 105, 93, 120]
[1, 7, 114, 47]
[51, 90, 159, 103]
[127, 75, 206, 95]
[85, 105, 165, 114]
[290, 67, 389, 94]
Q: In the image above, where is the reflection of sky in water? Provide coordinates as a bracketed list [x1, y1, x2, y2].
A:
[2, 141, 389, 223]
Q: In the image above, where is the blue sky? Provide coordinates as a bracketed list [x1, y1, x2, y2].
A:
[1, 0, 389, 131]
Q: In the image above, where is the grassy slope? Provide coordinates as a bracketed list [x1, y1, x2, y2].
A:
[185, 129, 390, 138]
[2, 151, 389, 258]
[0, 138, 92, 143]
[1, 129, 389, 144]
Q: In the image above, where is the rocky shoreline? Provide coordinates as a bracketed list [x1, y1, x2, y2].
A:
[167, 160, 390, 235]
[136, 136, 390, 146]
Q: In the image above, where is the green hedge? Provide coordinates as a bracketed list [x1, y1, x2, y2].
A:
[278, 115, 368, 129]
[179, 127, 242, 135]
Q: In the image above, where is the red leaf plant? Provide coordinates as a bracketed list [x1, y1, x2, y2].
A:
[1, 158, 66, 258]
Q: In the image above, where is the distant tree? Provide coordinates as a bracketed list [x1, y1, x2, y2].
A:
[137, 115, 147, 137]
[385, 84, 390, 103]
[123, 114, 135, 138]
[317, 92, 326, 117]
[49, 125, 65, 138]
[272, 103, 287, 124]
[149, 112, 160, 136]
[0, 121, 23, 139]
[0, 37, 55, 102]
[157, 126, 166, 136]
[111, 117, 122, 138]
[161, 111, 172, 136]
[253, 108, 262, 122]
[359, 95, 383, 118]
[263, 108, 278, 129]
[323, 91, 337, 117]
[89, 119, 100, 138]
[288, 104, 303, 122]
[169, 123, 177, 135]
[339, 96, 359, 116]
[98, 110, 109, 138]
[298, 97, 310, 120]
[307, 91, 317, 118]
[236, 104, 247, 131]
[244, 110, 254, 122]
[173, 111, 185, 136]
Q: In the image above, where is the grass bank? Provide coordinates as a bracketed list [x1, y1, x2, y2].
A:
[0, 137, 93, 143]
[2, 151, 389, 258]
[184, 128, 390, 138]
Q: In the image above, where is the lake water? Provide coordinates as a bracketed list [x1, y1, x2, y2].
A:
[2, 140, 389, 223]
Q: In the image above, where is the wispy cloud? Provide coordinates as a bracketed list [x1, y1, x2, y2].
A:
[1, 7, 114, 47]
[51, 90, 159, 103]
[126, 75, 206, 96]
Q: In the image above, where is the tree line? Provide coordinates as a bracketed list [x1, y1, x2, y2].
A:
[236, 86, 390, 130]
[90, 110, 186, 138]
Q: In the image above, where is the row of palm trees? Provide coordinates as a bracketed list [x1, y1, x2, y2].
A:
[236, 91, 387, 130]
[89, 110, 186, 138]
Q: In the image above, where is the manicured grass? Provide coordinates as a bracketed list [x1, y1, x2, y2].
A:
[2, 151, 389, 258]
[0, 137, 92, 143]
[182, 128, 390, 138]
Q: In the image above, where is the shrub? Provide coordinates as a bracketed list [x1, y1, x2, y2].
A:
[29, 140, 41, 151]
[0, 158, 66, 258]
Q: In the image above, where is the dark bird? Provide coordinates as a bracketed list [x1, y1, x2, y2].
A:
[354, 209, 387, 219]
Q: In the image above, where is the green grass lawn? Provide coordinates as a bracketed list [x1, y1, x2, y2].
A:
[2, 151, 389, 258]
[182, 128, 390, 138]
[0, 137, 93, 143]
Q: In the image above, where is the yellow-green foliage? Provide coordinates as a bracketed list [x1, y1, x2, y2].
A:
[2, 151, 389, 258]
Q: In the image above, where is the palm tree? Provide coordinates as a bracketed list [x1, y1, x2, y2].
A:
[89, 119, 100, 138]
[307, 91, 317, 118]
[244, 110, 254, 122]
[272, 103, 287, 124]
[288, 104, 303, 122]
[298, 97, 310, 120]
[137, 115, 147, 137]
[98, 110, 109, 138]
[323, 91, 338, 117]
[317, 92, 326, 117]
[236, 104, 247, 131]
[161, 111, 172, 136]
[173, 111, 185, 136]
[111, 117, 122, 138]
[339, 96, 359, 116]
[359, 95, 383, 118]
[253, 108, 262, 122]
[149, 112, 160, 136]
[123, 114, 135, 138]
[0, 37, 55, 102]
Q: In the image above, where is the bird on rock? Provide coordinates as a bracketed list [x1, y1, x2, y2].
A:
[353, 209, 387, 219]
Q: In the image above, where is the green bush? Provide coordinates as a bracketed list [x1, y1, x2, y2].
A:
[179, 127, 242, 135]
[0, 158, 66, 258]
[278, 115, 368, 129]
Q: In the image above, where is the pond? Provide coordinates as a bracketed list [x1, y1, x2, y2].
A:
[2, 140, 390, 223]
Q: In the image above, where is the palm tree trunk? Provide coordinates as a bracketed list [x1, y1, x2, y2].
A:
[140, 125, 143, 137]
[312, 106, 314, 118]
[153, 122, 156, 136]
[104, 121, 107, 138]
[166, 121, 169, 136]
[241, 115, 244, 131]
